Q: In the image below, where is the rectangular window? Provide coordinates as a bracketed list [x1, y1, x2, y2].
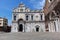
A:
[41, 15, 43, 20]
[31, 15, 33, 20]
[26, 15, 28, 20]
[14, 16, 16, 20]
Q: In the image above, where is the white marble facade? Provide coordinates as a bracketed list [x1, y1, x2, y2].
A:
[11, 3, 45, 32]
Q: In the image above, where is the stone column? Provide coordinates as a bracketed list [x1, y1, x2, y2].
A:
[55, 19, 59, 32]
[23, 23, 25, 32]
[43, 13, 45, 21]
[48, 22, 51, 32]
[23, 24, 24, 32]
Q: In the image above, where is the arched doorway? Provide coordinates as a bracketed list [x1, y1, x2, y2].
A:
[36, 27, 39, 32]
[18, 19, 24, 32]
[19, 24, 23, 32]
[35, 25, 40, 32]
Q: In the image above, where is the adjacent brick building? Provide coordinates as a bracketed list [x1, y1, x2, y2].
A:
[44, 0, 60, 32]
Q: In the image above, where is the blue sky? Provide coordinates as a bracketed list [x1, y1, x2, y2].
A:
[0, 0, 45, 25]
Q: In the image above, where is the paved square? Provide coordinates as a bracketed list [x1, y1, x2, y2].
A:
[0, 32, 60, 40]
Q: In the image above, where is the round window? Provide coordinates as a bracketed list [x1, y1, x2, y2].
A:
[48, 0, 52, 3]
[36, 16, 38, 18]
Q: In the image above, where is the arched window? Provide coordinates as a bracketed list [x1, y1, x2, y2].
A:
[14, 16, 16, 20]
[26, 15, 28, 20]
[20, 9, 23, 12]
[54, 22, 56, 31]
[56, 11, 59, 15]
[51, 12, 55, 17]
[31, 15, 33, 20]
[40, 14, 43, 20]
[48, 0, 52, 3]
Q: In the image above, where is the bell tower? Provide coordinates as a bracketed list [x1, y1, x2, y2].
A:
[44, 0, 53, 15]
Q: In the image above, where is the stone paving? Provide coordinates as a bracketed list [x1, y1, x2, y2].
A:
[0, 32, 60, 40]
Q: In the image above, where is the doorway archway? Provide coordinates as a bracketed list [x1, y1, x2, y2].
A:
[36, 27, 39, 32]
[19, 24, 23, 32]
[35, 25, 40, 32]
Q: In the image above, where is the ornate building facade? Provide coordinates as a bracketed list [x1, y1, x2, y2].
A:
[11, 3, 45, 32]
[44, 0, 60, 32]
